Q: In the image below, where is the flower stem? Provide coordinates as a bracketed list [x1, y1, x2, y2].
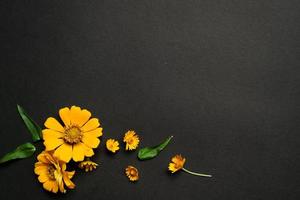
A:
[182, 168, 212, 177]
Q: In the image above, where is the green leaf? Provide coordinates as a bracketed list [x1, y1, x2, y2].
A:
[17, 105, 42, 142]
[138, 136, 173, 160]
[0, 142, 36, 164]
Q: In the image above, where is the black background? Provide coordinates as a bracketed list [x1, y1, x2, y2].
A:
[0, 0, 299, 199]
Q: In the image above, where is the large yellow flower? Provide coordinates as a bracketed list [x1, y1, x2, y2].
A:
[42, 106, 103, 162]
[123, 130, 139, 150]
[34, 151, 75, 193]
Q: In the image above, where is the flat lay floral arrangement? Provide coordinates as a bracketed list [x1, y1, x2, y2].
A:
[0, 105, 212, 194]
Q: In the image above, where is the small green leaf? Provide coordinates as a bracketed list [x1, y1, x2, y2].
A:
[138, 136, 173, 160]
[0, 142, 36, 164]
[17, 105, 42, 142]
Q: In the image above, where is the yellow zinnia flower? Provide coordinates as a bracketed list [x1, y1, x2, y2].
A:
[34, 151, 75, 193]
[123, 130, 139, 150]
[125, 165, 139, 181]
[78, 160, 98, 172]
[42, 106, 103, 162]
[168, 154, 212, 177]
[106, 139, 120, 153]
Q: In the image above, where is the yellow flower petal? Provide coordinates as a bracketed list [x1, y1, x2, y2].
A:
[63, 172, 75, 189]
[54, 144, 73, 162]
[56, 173, 65, 193]
[69, 106, 91, 127]
[172, 155, 184, 164]
[72, 143, 85, 162]
[44, 138, 64, 151]
[83, 128, 103, 137]
[44, 117, 64, 132]
[60, 162, 67, 171]
[83, 145, 94, 157]
[66, 171, 75, 179]
[52, 181, 59, 193]
[82, 135, 100, 148]
[42, 181, 52, 192]
[37, 153, 50, 164]
[81, 118, 100, 132]
[42, 129, 64, 140]
[43, 180, 58, 193]
[59, 107, 71, 127]
[168, 163, 177, 173]
[34, 165, 48, 175]
[38, 174, 49, 183]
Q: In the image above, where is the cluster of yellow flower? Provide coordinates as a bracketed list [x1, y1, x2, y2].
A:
[105, 130, 140, 153]
[34, 105, 211, 194]
[34, 106, 142, 193]
[35, 106, 103, 193]
[106, 131, 140, 182]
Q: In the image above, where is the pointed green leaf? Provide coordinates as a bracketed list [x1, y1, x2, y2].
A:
[138, 136, 173, 160]
[0, 142, 36, 164]
[17, 105, 42, 141]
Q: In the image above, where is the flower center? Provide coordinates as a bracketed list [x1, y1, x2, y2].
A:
[128, 138, 134, 144]
[47, 165, 56, 180]
[130, 169, 136, 176]
[64, 126, 82, 144]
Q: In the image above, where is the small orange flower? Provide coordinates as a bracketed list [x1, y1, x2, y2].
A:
[168, 154, 186, 173]
[125, 165, 139, 181]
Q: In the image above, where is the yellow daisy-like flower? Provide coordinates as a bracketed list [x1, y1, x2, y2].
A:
[123, 130, 139, 150]
[34, 151, 75, 193]
[168, 154, 212, 177]
[106, 139, 120, 153]
[125, 165, 139, 181]
[168, 154, 186, 173]
[78, 160, 98, 172]
[42, 106, 103, 162]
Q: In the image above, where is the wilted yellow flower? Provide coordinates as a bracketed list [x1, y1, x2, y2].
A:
[123, 130, 139, 150]
[42, 106, 103, 162]
[168, 154, 212, 177]
[78, 160, 98, 172]
[125, 165, 139, 181]
[168, 154, 186, 173]
[34, 151, 75, 193]
[106, 139, 120, 153]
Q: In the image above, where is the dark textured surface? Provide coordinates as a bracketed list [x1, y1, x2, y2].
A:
[0, 0, 299, 199]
